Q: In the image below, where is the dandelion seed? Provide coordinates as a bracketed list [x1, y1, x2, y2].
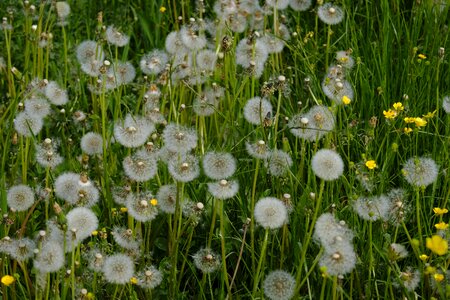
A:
[136, 265, 163, 289]
[236, 38, 268, 73]
[55, 1, 70, 20]
[196, 49, 217, 71]
[442, 96, 450, 113]
[162, 123, 198, 154]
[290, 106, 335, 141]
[24, 97, 51, 118]
[352, 195, 390, 221]
[111, 61, 136, 85]
[319, 242, 356, 276]
[9, 238, 36, 262]
[80, 132, 103, 155]
[398, 267, 420, 292]
[386, 188, 410, 225]
[165, 31, 189, 56]
[317, 3, 344, 25]
[335, 50, 355, 69]
[193, 88, 222, 116]
[311, 149, 344, 181]
[193, 248, 221, 274]
[102, 254, 135, 285]
[54, 172, 80, 203]
[35, 141, 64, 169]
[105, 25, 130, 47]
[34, 241, 65, 273]
[123, 150, 157, 182]
[81, 59, 102, 77]
[322, 78, 354, 105]
[66, 207, 98, 249]
[179, 25, 207, 51]
[254, 197, 288, 229]
[140, 50, 169, 75]
[207, 179, 239, 200]
[289, 0, 312, 11]
[263, 270, 295, 300]
[266, 0, 290, 9]
[126, 191, 159, 222]
[7, 184, 35, 212]
[246, 140, 271, 159]
[114, 114, 154, 148]
[168, 154, 200, 183]
[76, 40, 104, 65]
[243, 97, 273, 125]
[402, 156, 438, 187]
[266, 149, 293, 177]
[314, 213, 354, 249]
[45, 81, 68, 105]
[388, 243, 408, 261]
[202, 151, 237, 180]
[156, 184, 178, 214]
[112, 226, 141, 250]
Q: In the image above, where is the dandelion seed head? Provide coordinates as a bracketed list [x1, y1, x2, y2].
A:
[102, 254, 135, 284]
[156, 184, 177, 214]
[289, 0, 312, 11]
[114, 114, 154, 148]
[45, 81, 68, 105]
[168, 154, 200, 183]
[34, 241, 65, 273]
[246, 140, 271, 159]
[318, 2, 344, 25]
[7, 184, 35, 212]
[263, 270, 295, 300]
[65, 207, 98, 249]
[80, 132, 103, 155]
[266, 149, 293, 177]
[311, 149, 344, 181]
[319, 242, 356, 276]
[207, 179, 239, 200]
[193, 248, 221, 273]
[162, 123, 198, 154]
[112, 226, 141, 250]
[137, 265, 163, 289]
[106, 25, 130, 47]
[243, 97, 273, 125]
[202, 151, 236, 180]
[402, 157, 438, 187]
[442, 96, 450, 114]
[8, 238, 36, 262]
[126, 191, 159, 222]
[123, 150, 157, 182]
[352, 195, 390, 221]
[140, 50, 169, 75]
[254, 197, 288, 229]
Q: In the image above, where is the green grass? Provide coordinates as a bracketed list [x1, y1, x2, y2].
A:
[0, 0, 449, 299]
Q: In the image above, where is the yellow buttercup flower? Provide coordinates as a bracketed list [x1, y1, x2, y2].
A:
[365, 160, 377, 170]
[418, 53, 427, 59]
[433, 273, 444, 282]
[91, 230, 98, 236]
[434, 222, 448, 230]
[393, 102, 404, 111]
[150, 198, 158, 206]
[426, 235, 448, 255]
[419, 254, 429, 261]
[120, 207, 128, 213]
[414, 117, 427, 127]
[403, 127, 413, 134]
[342, 95, 351, 105]
[383, 109, 397, 119]
[404, 117, 415, 123]
[1, 275, 15, 286]
[130, 277, 138, 284]
[433, 207, 448, 215]
[159, 6, 166, 13]
[423, 110, 437, 119]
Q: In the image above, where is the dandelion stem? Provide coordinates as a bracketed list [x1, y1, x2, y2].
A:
[252, 228, 269, 297]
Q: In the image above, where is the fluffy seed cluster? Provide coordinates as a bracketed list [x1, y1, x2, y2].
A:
[7, 184, 35, 212]
[102, 254, 135, 284]
[318, 3, 345, 25]
[207, 179, 239, 200]
[254, 197, 288, 229]
[243, 97, 273, 125]
[66, 207, 99, 250]
[137, 265, 163, 289]
[126, 191, 159, 222]
[114, 114, 154, 148]
[263, 270, 296, 300]
[162, 123, 198, 154]
[193, 248, 221, 274]
[289, 105, 335, 141]
[311, 149, 344, 181]
[202, 151, 237, 180]
[80, 132, 103, 155]
[352, 195, 390, 221]
[402, 156, 438, 187]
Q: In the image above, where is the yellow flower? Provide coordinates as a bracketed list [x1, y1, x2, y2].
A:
[418, 53, 427, 59]
[423, 110, 437, 119]
[130, 277, 138, 284]
[159, 6, 166, 13]
[91, 230, 98, 236]
[404, 117, 415, 123]
[434, 222, 448, 230]
[414, 117, 427, 127]
[120, 207, 128, 213]
[425, 265, 436, 274]
[86, 293, 95, 300]
[433, 207, 449, 215]
[433, 273, 444, 282]
[392, 102, 404, 111]
[426, 235, 448, 255]
[365, 160, 377, 170]
[342, 95, 351, 105]
[1, 275, 15, 286]
[383, 109, 397, 119]
[403, 127, 413, 134]
[419, 254, 429, 261]
[150, 198, 158, 206]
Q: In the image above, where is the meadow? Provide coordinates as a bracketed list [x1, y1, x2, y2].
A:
[0, 0, 449, 299]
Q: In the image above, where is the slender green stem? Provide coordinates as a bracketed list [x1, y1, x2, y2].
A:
[252, 228, 269, 297]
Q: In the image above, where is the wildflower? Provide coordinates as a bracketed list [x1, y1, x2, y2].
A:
[105, 25, 129, 47]
[123, 150, 157, 182]
[263, 270, 295, 300]
[140, 50, 169, 75]
[414, 117, 427, 127]
[126, 192, 159, 222]
[159, 6, 166, 13]
[162, 123, 198, 154]
[34, 241, 65, 273]
[207, 179, 239, 200]
[243, 97, 273, 126]
[435, 222, 448, 230]
[81, 132, 103, 155]
[25, 97, 51, 118]
[353, 195, 390, 221]
[14, 112, 44, 137]
[383, 109, 397, 119]
[193, 87, 222, 116]
[289, 0, 312, 11]
[235, 38, 268, 78]
[202, 151, 237, 180]
[254, 197, 288, 229]
[1, 275, 15, 286]
[164, 31, 189, 57]
[423, 110, 437, 119]
[365, 160, 377, 170]
[193, 248, 221, 274]
[114, 114, 154, 148]
[112, 226, 141, 250]
[419, 254, 429, 261]
[265, 0, 289, 9]
[402, 156, 438, 187]
[311, 149, 344, 181]
[418, 53, 427, 59]
[433, 207, 448, 215]
[335, 50, 355, 69]
[7, 184, 35, 212]
[392, 102, 404, 111]
[317, 3, 345, 25]
[403, 127, 413, 134]
[245, 140, 271, 159]
[102, 254, 135, 284]
[137, 265, 163, 289]
[266, 149, 293, 177]
[66, 207, 99, 249]
[319, 242, 356, 276]
[433, 273, 444, 282]
[45, 81, 68, 105]
[342, 95, 351, 105]
[168, 154, 200, 183]
[426, 235, 448, 255]
[442, 96, 450, 113]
